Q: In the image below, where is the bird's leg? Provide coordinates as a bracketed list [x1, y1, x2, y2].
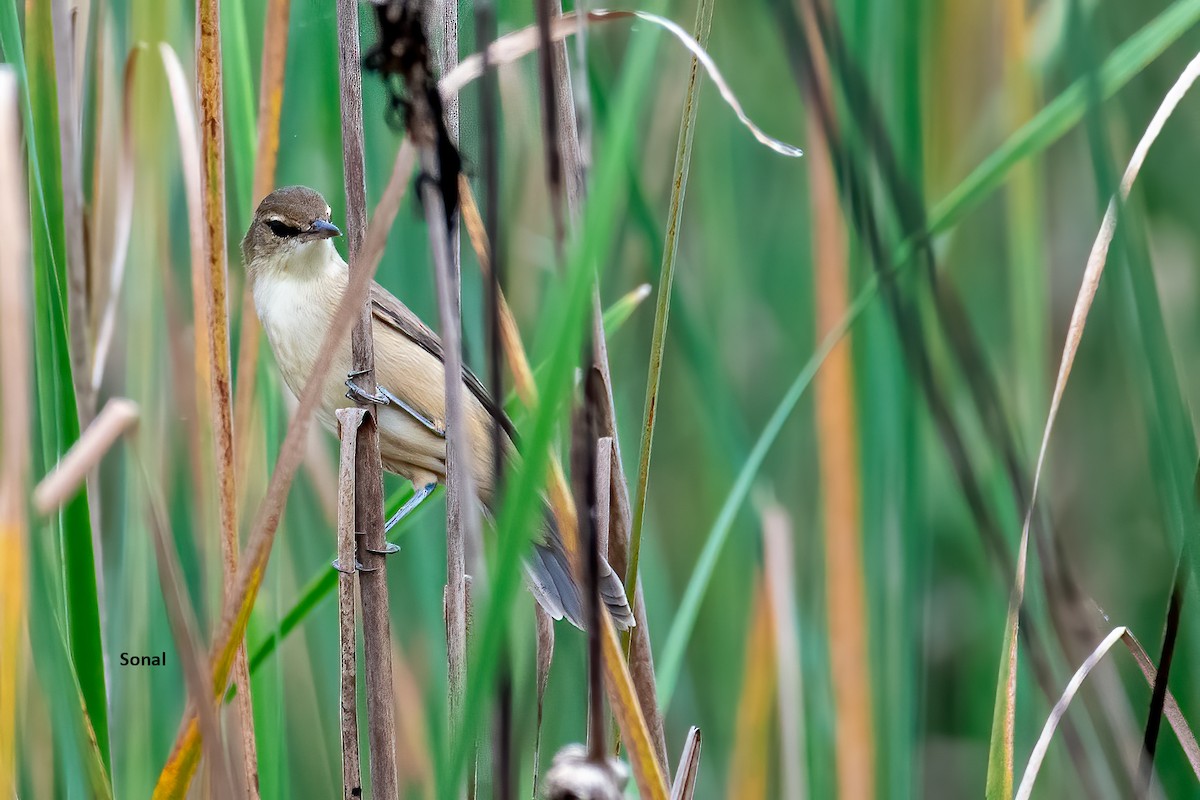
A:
[377, 386, 446, 438]
[384, 481, 437, 533]
[345, 369, 391, 405]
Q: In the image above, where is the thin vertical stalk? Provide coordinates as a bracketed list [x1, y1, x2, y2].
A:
[429, 3, 476, 786]
[574, 368, 604, 762]
[1002, 0, 1045, 434]
[233, 0, 293, 490]
[625, 0, 714, 629]
[805, 66, 875, 800]
[335, 408, 365, 800]
[195, 0, 258, 792]
[762, 506, 808, 800]
[534, 0, 566, 253]
[426, 161, 474, 768]
[668, 727, 702, 800]
[334, 2, 399, 797]
[377, 1, 478, 774]
[143, 459, 238, 800]
[725, 575, 776, 800]
[476, 3, 512, 797]
[0, 69, 29, 798]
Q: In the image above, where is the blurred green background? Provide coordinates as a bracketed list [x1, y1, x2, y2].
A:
[9, 0, 1200, 797]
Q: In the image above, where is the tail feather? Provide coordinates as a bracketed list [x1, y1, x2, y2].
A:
[524, 541, 635, 631]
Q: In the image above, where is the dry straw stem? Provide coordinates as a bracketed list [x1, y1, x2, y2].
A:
[143, 462, 238, 799]
[761, 505, 807, 800]
[0, 67, 30, 799]
[33, 398, 139, 514]
[152, 137, 418, 800]
[196, 0, 260, 788]
[534, 0, 567, 254]
[425, 166, 476, 755]
[986, 46, 1200, 799]
[387, 3, 480, 760]
[800, 7, 874, 785]
[668, 726, 701, 800]
[573, 370, 605, 764]
[335, 1, 398, 796]
[233, 0, 293, 489]
[1015, 627, 1200, 798]
[334, 408, 366, 800]
[726, 575, 776, 800]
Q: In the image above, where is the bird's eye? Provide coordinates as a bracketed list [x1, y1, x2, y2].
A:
[266, 219, 302, 238]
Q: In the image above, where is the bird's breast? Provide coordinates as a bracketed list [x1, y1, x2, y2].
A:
[253, 270, 350, 411]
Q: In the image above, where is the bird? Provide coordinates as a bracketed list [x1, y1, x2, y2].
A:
[242, 185, 634, 631]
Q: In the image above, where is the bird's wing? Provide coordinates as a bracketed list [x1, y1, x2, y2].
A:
[369, 281, 518, 443]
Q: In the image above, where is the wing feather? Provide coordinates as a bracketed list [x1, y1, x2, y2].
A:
[369, 282, 518, 444]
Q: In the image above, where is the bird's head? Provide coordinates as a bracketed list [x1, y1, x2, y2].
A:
[242, 185, 341, 276]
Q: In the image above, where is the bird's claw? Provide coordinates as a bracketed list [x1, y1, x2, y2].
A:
[345, 375, 390, 406]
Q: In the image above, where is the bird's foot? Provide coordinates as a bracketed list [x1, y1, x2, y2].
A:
[345, 373, 390, 405]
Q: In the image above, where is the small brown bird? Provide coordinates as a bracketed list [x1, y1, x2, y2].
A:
[243, 186, 634, 630]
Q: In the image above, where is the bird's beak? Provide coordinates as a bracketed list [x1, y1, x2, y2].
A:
[307, 219, 342, 239]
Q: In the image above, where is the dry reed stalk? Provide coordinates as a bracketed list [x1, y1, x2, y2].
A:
[195, 0, 259, 790]
[335, 1, 399, 796]
[233, 0, 293, 493]
[534, 0, 567, 254]
[32, 398, 140, 514]
[725, 575, 776, 800]
[426, 164, 475, 778]
[762, 505, 807, 800]
[593, 316, 667, 770]
[799, 5, 875, 793]
[369, 1, 478, 775]
[0, 69, 29, 798]
[669, 727, 702, 800]
[143, 464, 238, 799]
[474, 3, 513, 795]
[334, 408, 366, 800]
[573, 369, 605, 763]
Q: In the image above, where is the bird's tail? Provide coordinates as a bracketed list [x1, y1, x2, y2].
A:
[524, 534, 635, 631]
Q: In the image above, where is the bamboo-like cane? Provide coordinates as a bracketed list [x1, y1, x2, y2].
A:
[334, 408, 366, 800]
[335, 2, 399, 796]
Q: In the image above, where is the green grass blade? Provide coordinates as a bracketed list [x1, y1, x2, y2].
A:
[5, 0, 111, 773]
[625, 0, 715, 637]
